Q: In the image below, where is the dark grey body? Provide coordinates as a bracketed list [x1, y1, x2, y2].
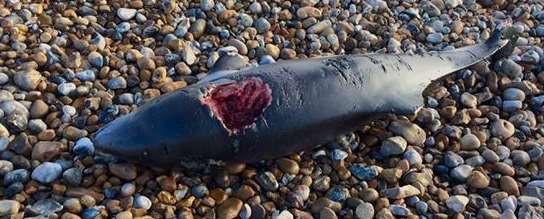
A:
[94, 31, 508, 166]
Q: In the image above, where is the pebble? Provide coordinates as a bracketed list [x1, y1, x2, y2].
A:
[511, 150, 530, 166]
[389, 120, 426, 145]
[108, 163, 137, 180]
[63, 167, 82, 186]
[500, 176, 520, 196]
[404, 149, 422, 165]
[0, 200, 20, 216]
[503, 88, 525, 101]
[444, 151, 464, 167]
[191, 185, 209, 198]
[491, 119, 515, 139]
[73, 137, 94, 156]
[389, 204, 412, 216]
[351, 164, 380, 181]
[117, 8, 137, 20]
[255, 18, 271, 33]
[63, 198, 82, 213]
[277, 158, 299, 175]
[134, 195, 152, 210]
[31, 162, 61, 184]
[217, 198, 243, 219]
[355, 202, 374, 219]
[256, 171, 279, 191]
[121, 183, 136, 196]
[0, 73, 8, 85]
[76, 70, 96, 81]
[58, 83, 76, 96]
[240, 204, 252, 219]
[461, 93, 478, 108]
[201, 0, 214, 11]
[87, 52, 103, 68]
[426, 32, 444, 43]
[382, 185, 421, 199]
[499, 59, 523, 78]
[28, 199, 63, 216]
[467, 171, 490, 189]
[0, 160, 13, 175]
[460, 133, 481, 150]
[0, 1, 543, 219]
[446, 195, 469, 213]
[4, 169, 29, 185]
[32, 141, 61, 161]
[380, 136, 407, 156]
[108, 77, 127, 90]
[450, 164, 473, 182]
[14, 70, 42, 91]
[272, 210, 293, 219]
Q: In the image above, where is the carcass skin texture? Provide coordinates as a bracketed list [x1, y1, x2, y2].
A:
[93, 30, 508, 167]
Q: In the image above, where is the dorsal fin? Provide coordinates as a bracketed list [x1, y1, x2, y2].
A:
[209, 54, 249, 73]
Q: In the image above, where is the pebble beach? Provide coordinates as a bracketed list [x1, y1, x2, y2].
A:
[1, 0, 544, 218]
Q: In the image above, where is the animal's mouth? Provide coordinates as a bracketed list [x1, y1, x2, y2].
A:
[200, 77, 273, 135]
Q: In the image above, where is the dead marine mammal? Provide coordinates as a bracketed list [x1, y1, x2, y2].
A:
[93, 28, 511, 167]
